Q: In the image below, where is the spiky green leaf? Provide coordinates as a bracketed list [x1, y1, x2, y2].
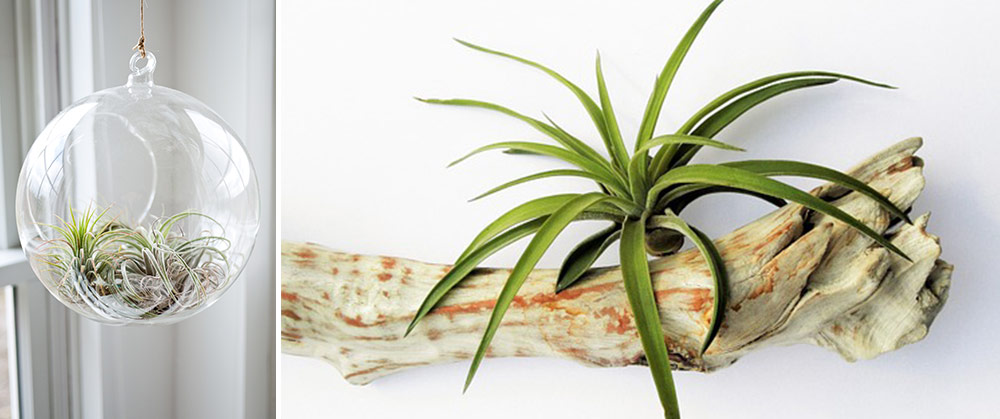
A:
[456, 194, 578, 261]
[465, 193, 610, 391]
[417, 98, 609, 167]
[648, 164, 910, 260]
[721, 160, 911, 223]
[658, 184, 787, 213]
[631, 134, 743, 201]
[454, 39, 613, 151]
[668, 77, 839, 169]
[595, 54, 631, 172]
[636, 0, 723, 149]
[679, 71, 894, 136]
[405, 217, 546, 336]
[638, 134, 745, 156]
[651, 71, 892, 178]
[648, 213, 726, 354]
[555, 224, 621, 293]
[449, 141, 629, 196]
[621, 216, 680, 418]
[470, 169, 614, 202]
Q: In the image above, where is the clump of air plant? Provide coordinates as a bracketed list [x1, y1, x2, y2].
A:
[41, 205, 230, 320]
[405, 0, 911, 417]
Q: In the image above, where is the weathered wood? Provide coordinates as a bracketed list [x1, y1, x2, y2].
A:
[281, 137, 951, 385]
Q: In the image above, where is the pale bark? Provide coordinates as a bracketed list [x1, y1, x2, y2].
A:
[281, 137, 951, 385]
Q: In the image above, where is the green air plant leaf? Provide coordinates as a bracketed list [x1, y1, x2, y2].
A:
[631, 0, 725, 215]
[406, 216, 547, 336]
[455, 194, 581, 261]
[470, 169, 614, 202]
[649, 71, 893, 178]
[679, 71, 895, 136]
[648, 164, 910, 260]
[449, 141, 629, 197]
[668, 78, 839, 169]
[629, 134, 744, 204]
[595, 53, 632, 172]
[416, 98, 610, 169]
[555, 224, 621, 293]
[621, 216, 681, 418]
[453, 39, 616, 158]
[41, 204, 230, 320]
[635, 134, 745, 155]
[636, 0, 723, 149]
[465, 193, 609, 391]
[648, 213, 726, 354]
[662, 185, 788, 213]
[412, 1, 903, 416]
[719, 160, 911, 223]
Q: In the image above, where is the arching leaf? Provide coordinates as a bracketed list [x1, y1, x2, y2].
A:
[555, 224, 621, 293]
[648, 164, 910, 260]
[449, 141, 628, 196]
[454, 39, 613, 152]
[595, 54, 631, 172]
[465, 193, 610, 391]
[648, 213, 726, 354]
[417, 98, 609, 167]
[621, 216, 681, 418]
[667, 77, 839, 169]
[470, 169, 612, 202]
[721, 159, 911, 223]
[406, 217, 546, 336]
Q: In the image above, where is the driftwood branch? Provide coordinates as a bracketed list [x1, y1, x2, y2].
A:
[281, 137, 952, 385]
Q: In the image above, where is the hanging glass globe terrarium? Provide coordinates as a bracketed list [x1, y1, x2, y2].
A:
[15, 51, 260, 325]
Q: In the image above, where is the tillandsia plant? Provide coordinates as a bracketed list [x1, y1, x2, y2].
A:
[42, 205, 230, 320]
[405, 0, 911, 417]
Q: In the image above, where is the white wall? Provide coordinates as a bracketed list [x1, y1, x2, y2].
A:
[280, 0, 998, 417]
[74, 1, 275, 418]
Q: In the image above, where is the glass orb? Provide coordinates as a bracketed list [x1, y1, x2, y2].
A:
[15, 52, 260, 325]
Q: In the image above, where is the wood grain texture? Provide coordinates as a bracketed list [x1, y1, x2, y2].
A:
[281, 137, 951, 385]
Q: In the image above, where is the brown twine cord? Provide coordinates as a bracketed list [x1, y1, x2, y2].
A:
[132, 0, 146, 58]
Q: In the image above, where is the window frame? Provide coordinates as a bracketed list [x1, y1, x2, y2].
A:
[0, 0, 81, 418]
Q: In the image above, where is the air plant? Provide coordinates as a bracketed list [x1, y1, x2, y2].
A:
[405, 0, 911, 417]
[41, 205, 230, 320]
[44, 205, 128, 297]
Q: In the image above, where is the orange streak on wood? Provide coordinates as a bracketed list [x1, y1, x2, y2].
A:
[281, 291, 299, 302]
[293, 248, 316, 259]
[435, 299, 496, 316]
[755, 223, 795, 253]
[336, 312, 392, 328]
[431, 281, 621, 319]
[529, 281, 618, 305]
[338, 313, 368, 327]
[886, 156, 913, 175]
[343, 362, 428, 380]
[281, 309, 302, 321]
[655, 288, 713, 312]
[598, 307, 632, 334]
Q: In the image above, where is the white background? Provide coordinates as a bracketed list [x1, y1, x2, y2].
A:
[280, 1, 999, 417]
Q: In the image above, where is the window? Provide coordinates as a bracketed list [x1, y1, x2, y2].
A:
[0, 0, 78, 417]
[2, 1, 275, 417]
